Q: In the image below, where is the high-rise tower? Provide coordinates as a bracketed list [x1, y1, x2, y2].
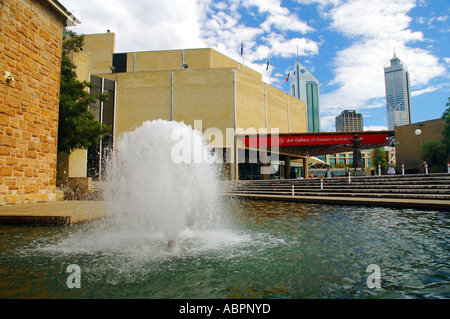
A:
[384, 54, 412, 130]
[335, 110, 363, 132]
[291, 60, 320, 132]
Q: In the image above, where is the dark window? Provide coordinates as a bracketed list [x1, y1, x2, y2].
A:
[112, 53, 127, 73]
[102, 79, 115, 129]
[88, 76, 116, 181]
[89, 75, 102, 122]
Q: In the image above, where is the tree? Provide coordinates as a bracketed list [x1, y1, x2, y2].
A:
[371, 148, 388, 174]
[333, 162, 347, 169]
[421, 140, 447, 172]
[442, 97, 450, 156]
[57, 30, 109, 155]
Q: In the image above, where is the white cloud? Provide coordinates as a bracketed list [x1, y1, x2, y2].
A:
[412, 86, 438, 97]
[62, 0, 207, 52]
[261, 13, 313, 33]
[364, 125, 388, 131]
[263, 34, 319, 58]
[201, 9, 264, 64]
[329, 0, 422, 42]
[320, 115, 337, 132]
[242, 0, 313, 34]
[242, 0, 289, 15]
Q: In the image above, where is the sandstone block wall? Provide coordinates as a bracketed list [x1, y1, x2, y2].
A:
[0, 0, 65, 205]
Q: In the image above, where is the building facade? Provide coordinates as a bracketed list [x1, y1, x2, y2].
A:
[335, 110, 363, 132]
[384, 54, 412, 130]
[395, 118, 446, 173]
[291, 61, 320, 132]
[316, 150, 373, 174]
[0, 0, 77, 205]
[60, 33, 308, 182]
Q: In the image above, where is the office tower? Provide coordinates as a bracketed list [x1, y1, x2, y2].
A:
[291, 61, 320, 132]
[335, 110, 364, 132]
[384, 54, 412, 130]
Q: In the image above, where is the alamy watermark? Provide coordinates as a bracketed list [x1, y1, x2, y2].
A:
[170, 120, 280, 168]
[366, 264, 381, 289]
[66, 264, 81, 289]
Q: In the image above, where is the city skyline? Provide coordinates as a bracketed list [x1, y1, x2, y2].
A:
[60, 0, 449, 132]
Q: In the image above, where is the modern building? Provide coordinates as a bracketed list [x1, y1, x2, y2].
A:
[384, 54, 412, 130]
[291, 61, 320, 132]
[0, 0, 78, 205]
[335, 110, 363, 132]
[58, 32, 308, 182]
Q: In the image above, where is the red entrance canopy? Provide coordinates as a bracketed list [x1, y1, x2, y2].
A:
[239, 131, 394, 157]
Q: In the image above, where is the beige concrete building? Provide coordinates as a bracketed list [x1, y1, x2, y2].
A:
[60, 32, 307, 182]
[0, 0, 78, 205]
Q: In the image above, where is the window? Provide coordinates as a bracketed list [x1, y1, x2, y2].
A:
[88, 76, 116, 181]
[112, 53, 127, 73]
[306, 82, 320, 132]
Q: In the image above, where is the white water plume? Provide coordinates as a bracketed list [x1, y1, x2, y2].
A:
[103, 120, 225, 244]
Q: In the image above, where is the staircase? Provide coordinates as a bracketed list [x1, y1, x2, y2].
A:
[221, 173, 450, 210]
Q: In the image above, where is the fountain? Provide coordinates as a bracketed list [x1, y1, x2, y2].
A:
[102, 119, 229, 250]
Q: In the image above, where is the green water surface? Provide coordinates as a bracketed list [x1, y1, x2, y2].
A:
[0, 200, 448, 299]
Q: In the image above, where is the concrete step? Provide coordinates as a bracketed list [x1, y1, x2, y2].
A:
[225, 187, 450, 195]
[227, 183, 450, 191]
[222, 173, 450, 202]
[227, 177, 450, 186]
[224, 190, 450, 200]
[227, 173, 450, 182]
[227, 182, 450, 189]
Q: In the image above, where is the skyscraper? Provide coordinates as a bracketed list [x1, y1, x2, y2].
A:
[335, 110, 364, 132]
[291, 61, 320, 132]
[384, 54, 412, 130]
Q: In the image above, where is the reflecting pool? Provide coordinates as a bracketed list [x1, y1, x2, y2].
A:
[0, 200, 448, 299]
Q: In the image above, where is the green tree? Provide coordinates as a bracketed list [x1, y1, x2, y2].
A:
[333, 162, 346, 169]
[442, 97, 450, 156]
[371, 148, 388, 174]
[57, 30, 109, 155]
[421, 140, 447, 172]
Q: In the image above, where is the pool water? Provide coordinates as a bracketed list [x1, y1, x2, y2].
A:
[0, 200, 448, 299]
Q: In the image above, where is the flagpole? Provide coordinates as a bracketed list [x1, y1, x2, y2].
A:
[241, 41, 245, 72]
[269, 64, 272, 85]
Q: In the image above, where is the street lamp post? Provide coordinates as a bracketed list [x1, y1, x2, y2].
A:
[415, 129, 422, 173]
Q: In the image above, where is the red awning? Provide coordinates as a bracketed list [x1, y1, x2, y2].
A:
[238, 131, 394, 157]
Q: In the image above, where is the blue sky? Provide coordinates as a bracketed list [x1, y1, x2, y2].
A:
[60, 0, 449, 132]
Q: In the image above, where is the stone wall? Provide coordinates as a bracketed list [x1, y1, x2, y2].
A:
[0, 0, 65, 204]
